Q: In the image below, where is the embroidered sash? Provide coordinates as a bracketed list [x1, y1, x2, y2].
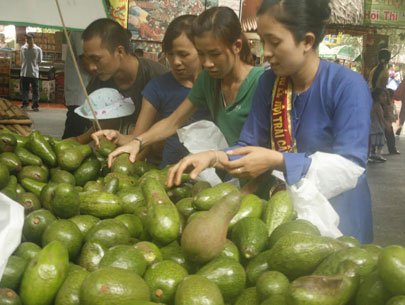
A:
[270, 76, 295, 152]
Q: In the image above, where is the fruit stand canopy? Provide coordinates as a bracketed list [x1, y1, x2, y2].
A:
[0, 0, 108, 30]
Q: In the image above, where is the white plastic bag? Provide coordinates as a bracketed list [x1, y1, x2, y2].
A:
[280, 152, 365, 238]
[0, 193, 25, 280]
[177, 120, 229, 186]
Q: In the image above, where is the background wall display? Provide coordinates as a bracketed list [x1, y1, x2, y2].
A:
[109, 0, 129, 28]
[127, 0, 218, 41]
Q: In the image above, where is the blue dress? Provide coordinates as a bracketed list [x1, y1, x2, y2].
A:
[236, 60, 373, 243]
[142, 72, 210, 168]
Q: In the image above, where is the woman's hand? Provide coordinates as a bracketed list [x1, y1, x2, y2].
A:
[91, 129, 127, 147]
[166, 150, 226, 188]
[107, 139, 141, 167]
[224, 146, 284, 178]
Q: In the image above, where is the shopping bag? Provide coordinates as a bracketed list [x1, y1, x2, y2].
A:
[0, 193, 25, 280]
[282, 152, 365, 238]
[177, 120, 229, 186]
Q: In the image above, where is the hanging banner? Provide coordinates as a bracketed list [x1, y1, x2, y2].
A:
[109, 0, 128, 28]
[364, 0, 405, 27]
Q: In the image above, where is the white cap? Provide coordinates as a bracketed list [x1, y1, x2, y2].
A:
[75, 88, 135, 120]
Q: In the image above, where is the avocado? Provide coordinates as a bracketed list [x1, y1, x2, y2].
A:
[144, 260, 188, 303]
[191, 180, 211, 196]
[23, 209, 56, 245]
[287, 274, 358, 305]
[111, 153, 138, 176]
[1, 175, 17, 200]
[229, 193, 263, 229]
[0, 152, 22, 173]
[314, 247, 377, 278]
[167, 183, 193, 203]
[181, 192, 241, 263]
[134, 241, 163, 266]
[142, 177, 180, 245]
[105, 172, 139, 190]
[41, 219, 83, 260]
[176, 197, 195, 218]
[50, 168, 76, 185]
[263, 190, 294, 237]
[355, 270, 392, 305]
[386, 296, 405, 305]
[15, 146, 42, 166]
[0, 133, 17, 153]
[218, 239, 240, 262]
[26, 131, 57, 167]
[80, 267, 150, 305]
[50, 183, 80, 218]
[78, 241, 107, 272]
[256, 271, 289, 300]
[18, 192, 41, 215]
[175, 275, 224, 305]
[0, 256, 28, 291]
[20, 178, 46, 198]
[117, 186, 145, 213]
[83, 180, 104, 192]
[115, 214, 143, 239]
[20, 241, 70, 305]
[39, 181, 58, 210]
[337, 235, 360, 248]
[267, 233, 344, 280]
[193, 182, 239, 211]
[0, 288, 21, 305]
[97, 137, 117, 158]
[0, 162, 10, 189]
[73, 157, 101, 186]
[268, 219, 321, 248]
[99, 245, 147, 276]
[79, 191, 124, 218]
[69, 214, 99, 236]
[160, 241, 195, 274]
[234, 287, 260, 305]
[54, 267, 89, 305]
[231, 217, 268, 259]
[85, 219, 131, 248]
[57, 144, 92, 171]
[378, 245, 405, 295]
[18, 165, 48, 183]
[245, 249, 272, 285]
[197, 257, 246, 302]
[13, 242, 41, 261]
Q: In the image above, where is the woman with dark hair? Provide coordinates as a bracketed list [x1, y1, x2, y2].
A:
[92, 6, 264, 166]
[117, 15, 210, 167]
[168, 0, 374, 243]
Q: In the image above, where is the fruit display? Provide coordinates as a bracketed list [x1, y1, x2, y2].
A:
[0, 130, 405, 305]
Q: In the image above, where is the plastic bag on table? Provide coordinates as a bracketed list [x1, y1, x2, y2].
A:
[0, 193, 25, 280]
[177, 120, 231, 186]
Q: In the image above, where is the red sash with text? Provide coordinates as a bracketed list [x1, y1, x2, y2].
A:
[270, 76, 295, 152]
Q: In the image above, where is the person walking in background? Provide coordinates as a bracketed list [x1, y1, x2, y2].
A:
[369, 88, 388, 162]
[368, 48, 391, 90]
[394, 79, 405, 135]
[62, 31, 91, 139]
[20, 33, 42, 111]
[385, 89, 400, 154]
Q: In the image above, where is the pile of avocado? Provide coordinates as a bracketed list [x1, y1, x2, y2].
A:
[0, 130, 405, 305]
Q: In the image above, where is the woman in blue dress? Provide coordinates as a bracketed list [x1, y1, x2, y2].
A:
[167, 0, 373, 243]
